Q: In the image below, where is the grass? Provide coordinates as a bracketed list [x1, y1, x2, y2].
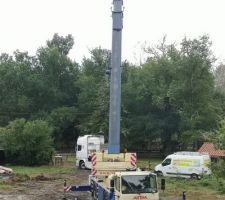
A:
[137, 158, 225, 199]
[159, 176, 225, 200]
[0, 180, 12, 190]
[1, 155, 225, 199]
[137, 158, 161, 170]
[0, 155, 77, 191]
[9, 165, 75, 176]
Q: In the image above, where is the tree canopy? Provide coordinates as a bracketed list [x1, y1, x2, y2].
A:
[0, 34, 225, 165]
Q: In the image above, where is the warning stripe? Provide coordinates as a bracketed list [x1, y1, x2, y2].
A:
[92, 153, 97, 165]
[131, 153, 137, 167]
[91, 153, 97, 176]
[64, 186, 71, 192]
[91, 168, 97, 176]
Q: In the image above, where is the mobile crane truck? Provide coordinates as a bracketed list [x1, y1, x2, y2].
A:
[64, 0, 165, 199]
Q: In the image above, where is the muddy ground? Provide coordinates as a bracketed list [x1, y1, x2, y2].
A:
[0, 169, 92, 200]
[1, 163, 225, 200]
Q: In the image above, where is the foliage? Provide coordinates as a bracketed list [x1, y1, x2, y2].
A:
[216, 120, 225, 149]
[46, 33, 74, 55]
[1, 119, 54, 166]
[121, 35, 219, 153]
[36, 36, 79, 111]
[0, 33, 224, 154]
[212, 159, 225, 179]
[46, 106, 79, 149]
[77, 48, 110, 138]
[211, 159, 225, 193]
[214, 64, 225, 94]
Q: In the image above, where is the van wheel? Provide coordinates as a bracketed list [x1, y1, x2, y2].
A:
[156, 171, 163, 177]
[191, 173, 199, 179]
[79, 161, 86, 169]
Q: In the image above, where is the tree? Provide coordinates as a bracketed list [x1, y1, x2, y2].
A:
[1, 119, 54, 166]
[46, 106, 79, 149]
[214, 64, 225, 94]
[0, 51, 36, 125]
[77, 48, 110, 137]
[36, 35, 79, 111]
[121, 35, 220, 153]
[121, 49, 180, 152]
[170, 36, 219, 148]
[46, 33, 74, 55]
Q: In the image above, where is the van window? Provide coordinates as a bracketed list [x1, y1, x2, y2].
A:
[77, 145, 82, 151]
[162, 158, 171, 166]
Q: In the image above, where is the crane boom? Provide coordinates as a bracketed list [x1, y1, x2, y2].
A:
[108, 0, 123, 154]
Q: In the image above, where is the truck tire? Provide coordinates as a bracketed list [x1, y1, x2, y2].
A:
[79, 161, 86, 169]
[103, 190, 109, 200]
[92, 184, 98, 200]
[190, 173, 199, 179]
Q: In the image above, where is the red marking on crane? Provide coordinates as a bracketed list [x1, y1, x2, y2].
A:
[131, 153, 137, 167]
[64, 186, 71, 192]
[92, 153, 97, 166]
[91, 167, 97, 176]
[91, 153, 97, 176]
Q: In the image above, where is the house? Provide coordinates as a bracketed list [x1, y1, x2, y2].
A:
[198, 142, 225, 161]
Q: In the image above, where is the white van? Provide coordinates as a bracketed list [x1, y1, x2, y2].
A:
[75, 135, 105, 169]
[154, 151, 211, 179]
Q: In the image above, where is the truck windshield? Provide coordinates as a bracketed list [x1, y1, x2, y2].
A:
[121, 174, 157, 194]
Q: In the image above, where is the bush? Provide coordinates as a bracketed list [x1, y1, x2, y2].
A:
[217, 178, 225, 193]
[211, 159, 225, 193]
[211, 159, 225, 179]
[1, 119, 54, 166]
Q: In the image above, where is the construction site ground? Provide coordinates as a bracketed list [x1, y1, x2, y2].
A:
[0, 156, 225, 200]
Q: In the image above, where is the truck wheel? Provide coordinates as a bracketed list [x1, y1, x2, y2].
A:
[190, 173, 198, 179]
[156, 171, 163, 177]
[92, 184, 98, 200]
[79, 161, 86, 169]
[103, 190, 109, 200]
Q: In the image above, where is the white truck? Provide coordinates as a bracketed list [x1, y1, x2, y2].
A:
[154, 151, 211, 179]
[75, 135, 105, 169]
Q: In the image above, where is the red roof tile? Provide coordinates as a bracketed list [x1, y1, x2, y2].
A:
[198, 143, 225, 158]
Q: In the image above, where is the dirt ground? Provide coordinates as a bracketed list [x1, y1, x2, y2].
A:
[1, 163, 225, 200]
[0, 169, 92, 200]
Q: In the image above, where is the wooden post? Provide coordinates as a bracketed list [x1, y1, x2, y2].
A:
[54, 155, 63, 166]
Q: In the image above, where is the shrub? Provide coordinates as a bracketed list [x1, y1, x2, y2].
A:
[211, 160, 225, 179]
[2, 119, 54, 166]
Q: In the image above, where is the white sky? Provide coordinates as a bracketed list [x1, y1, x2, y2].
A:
[0, 0, 225, 65]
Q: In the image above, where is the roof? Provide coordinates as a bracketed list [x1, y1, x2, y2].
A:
[198, 143, 225, 158]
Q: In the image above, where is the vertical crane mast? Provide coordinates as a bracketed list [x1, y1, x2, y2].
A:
[108, 0, 123, 154]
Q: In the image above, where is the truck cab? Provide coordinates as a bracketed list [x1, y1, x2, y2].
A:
[75, 135, 104, 169]
[113, 171, 159, 200]
[90, 171, 160, 200]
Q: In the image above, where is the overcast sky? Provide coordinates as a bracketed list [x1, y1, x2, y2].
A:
[0, 0, 224, 64]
